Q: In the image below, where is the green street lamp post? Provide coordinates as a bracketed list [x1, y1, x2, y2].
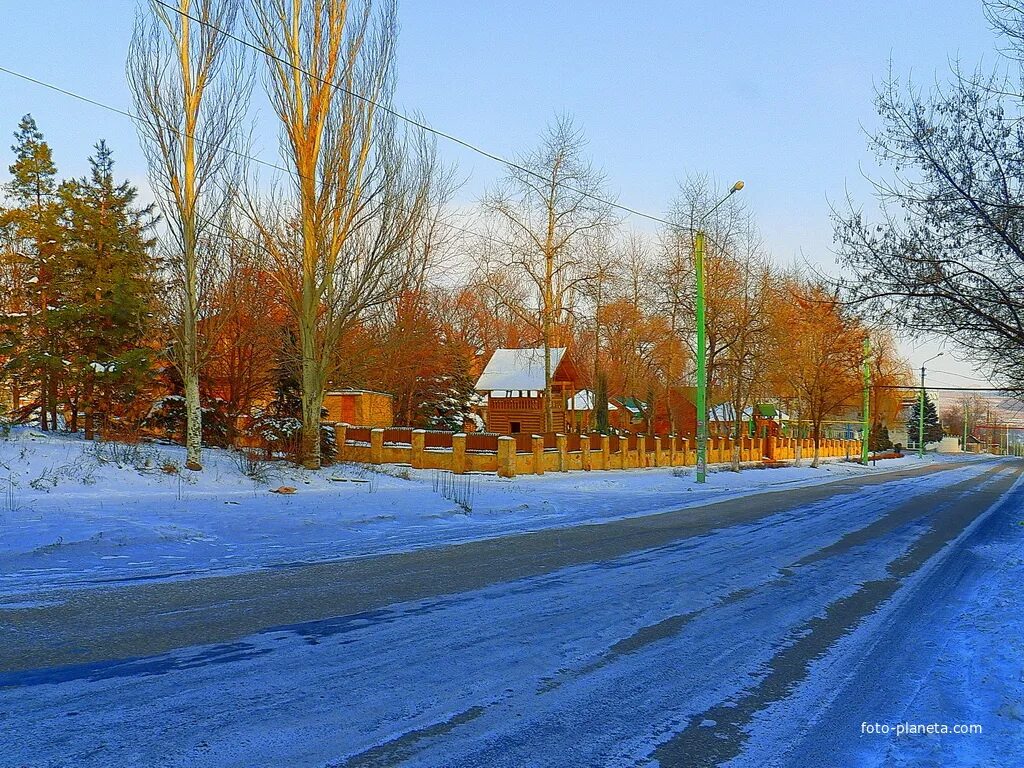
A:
[919, 353, 943, 458]
[695, 181, 744, 483]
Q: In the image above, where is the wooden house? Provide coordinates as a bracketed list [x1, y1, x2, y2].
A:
[475, 347, 581, 434]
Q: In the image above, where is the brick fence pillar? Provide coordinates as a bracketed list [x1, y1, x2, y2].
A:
[370, 428, 385, 464]
[532, 434, 544, 475]
[452, 433, 467, 474]
[497, 436, 516, 478]
[581, 434, 592, 471]
[334, 424, 347, 462]
[411, 429, 426, 469]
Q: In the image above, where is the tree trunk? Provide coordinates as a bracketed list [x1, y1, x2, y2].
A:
[299, 347, 323, 470]
[83, 375, 95, 441]
[731, 414, 742, 472]
[184, 369, 202, 470]
[793, 402, 803, 466]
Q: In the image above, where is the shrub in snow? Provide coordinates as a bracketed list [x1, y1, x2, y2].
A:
[143, 395, 230, 447]
[245, 409, 336, 464]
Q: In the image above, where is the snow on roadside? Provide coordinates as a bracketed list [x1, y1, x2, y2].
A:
[0, 427, 971, 596]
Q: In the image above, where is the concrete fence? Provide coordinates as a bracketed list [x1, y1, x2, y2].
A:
[336, 425, 861, 478]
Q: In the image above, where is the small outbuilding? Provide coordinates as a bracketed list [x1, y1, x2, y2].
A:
[322, 389, 394, 427]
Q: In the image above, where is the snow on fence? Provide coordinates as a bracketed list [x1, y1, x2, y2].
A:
[335, 424, 862, 479]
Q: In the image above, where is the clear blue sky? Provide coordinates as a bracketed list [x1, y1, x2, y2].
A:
[0, 0, 1003, 388]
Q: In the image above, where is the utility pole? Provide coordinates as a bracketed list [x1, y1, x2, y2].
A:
[694, 181, 744, 484]
[861, 337, 871, 465]
[919, 353, 943, 458]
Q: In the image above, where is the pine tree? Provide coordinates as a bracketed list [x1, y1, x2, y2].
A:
[869, 422, 892, 451]
[58, 141, 158, 438]
[906, 393, 943, 447]
[0, 115, 64, 429]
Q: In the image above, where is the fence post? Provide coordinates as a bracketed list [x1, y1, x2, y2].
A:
[411, 429, 426, 469]
[370, 428, 385, 464]
[532, 434, 545, 475]
[497, 436, 516, 478]
[654, 436, 664, 467]
[637, 434, 647, 468]
[334, 424, 347, 462]
[556, 433, 568, 472]
[581, 434, 592, 471]
[601, 434, 611, 470]
[452, 433, 467, 474]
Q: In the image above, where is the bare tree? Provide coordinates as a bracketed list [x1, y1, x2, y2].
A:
[716, 225, 775, 470]
[834, 2, 1024, 395]
[481, 116, 615, 431]
[127, 0, 249, 470]
[660, 176, 755, 446]
[247, 0, 438, 468]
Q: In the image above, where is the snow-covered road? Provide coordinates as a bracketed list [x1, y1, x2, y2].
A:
[1, 457, 1022, 767]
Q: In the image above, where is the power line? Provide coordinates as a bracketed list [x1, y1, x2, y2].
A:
[876, 384, 1021, 393]
[0, 63, 507, 250]
[152, 0, 685, 231]
[927, 367, 997, 384]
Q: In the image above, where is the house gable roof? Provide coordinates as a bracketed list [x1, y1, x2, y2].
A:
[475, 348, 575, 391]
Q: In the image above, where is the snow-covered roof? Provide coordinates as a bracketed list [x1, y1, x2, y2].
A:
[475, 348, 567, 391]
[567, 390, 618, 411]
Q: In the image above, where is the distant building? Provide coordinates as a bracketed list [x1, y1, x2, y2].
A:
[322, 389, 394, 427]
[475, 347, 581, 434]
[565, 389, 618, 432]
[708, 402, 789, 438]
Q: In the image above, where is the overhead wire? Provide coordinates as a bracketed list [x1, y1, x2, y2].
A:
[151, 0, 685, 231]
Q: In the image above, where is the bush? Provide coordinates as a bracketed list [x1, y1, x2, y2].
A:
[245, 410, 336, 465]
[142, 396, 231, 447]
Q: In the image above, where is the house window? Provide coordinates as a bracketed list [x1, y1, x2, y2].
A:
[510, 421, 521, 433]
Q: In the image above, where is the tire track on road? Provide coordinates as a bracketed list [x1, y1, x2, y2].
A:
[651, 464, 1021, 768]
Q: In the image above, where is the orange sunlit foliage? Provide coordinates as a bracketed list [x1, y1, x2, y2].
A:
[769, 280, 865, 465]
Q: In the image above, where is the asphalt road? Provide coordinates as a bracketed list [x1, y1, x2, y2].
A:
[1, 457, 1021, 767]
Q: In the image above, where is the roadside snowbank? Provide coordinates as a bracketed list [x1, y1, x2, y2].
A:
[0, 428, 963, 595]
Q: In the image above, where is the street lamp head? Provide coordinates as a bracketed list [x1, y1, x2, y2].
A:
[730, 180, 745, 194]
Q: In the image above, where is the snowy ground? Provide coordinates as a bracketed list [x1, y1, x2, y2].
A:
[0, 427, 944, 596]
[0, 441, 1018, 767]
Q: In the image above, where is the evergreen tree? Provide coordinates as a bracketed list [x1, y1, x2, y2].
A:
[0, 115, 64, 429]
[869, 422, 893, 452]
[58, 141, 158, 438]
[594, 371, 610, 433]
[906, 393, 943, 447]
